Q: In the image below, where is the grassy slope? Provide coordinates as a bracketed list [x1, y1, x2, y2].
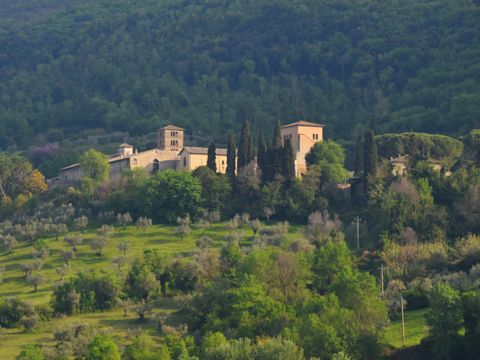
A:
[0, 222, 302, 358]
[384, 309, 429, 349]
[0, 222, 430, 358]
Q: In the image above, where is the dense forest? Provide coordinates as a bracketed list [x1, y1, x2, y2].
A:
[0, 0, 480, 152]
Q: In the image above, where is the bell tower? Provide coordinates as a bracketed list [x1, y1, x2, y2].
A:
[157, 125, 185, 152]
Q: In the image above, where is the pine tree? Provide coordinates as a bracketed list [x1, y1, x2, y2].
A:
[283, 137, 296, 185]
[226, 133, 236, 181]
[257, 129, 267, 179]
[207, 142, 217, 172]
[363, 129, 378, 180]
[354, 132, 364, 176]
[238, 121, 254, 168]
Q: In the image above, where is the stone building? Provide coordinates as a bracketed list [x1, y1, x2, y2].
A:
[57, 121, 324, 183]
[57, 125, 228, 183]
[178, 147, 228, 173]
[280, 120, 324, 176]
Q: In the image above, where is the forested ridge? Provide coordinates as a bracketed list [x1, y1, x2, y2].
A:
[0, 0, 480, 150]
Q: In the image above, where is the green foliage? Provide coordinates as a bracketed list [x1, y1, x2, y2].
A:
[363, 130, 378, 180]
[192, 167, 231, 211]
[427, 283, 463, 360]
[238, 122, 254, 169]
[202, 337, 305, 360]
[305, 140, 349, 185]
[79, 149, 110, 197]
[52, 270, 120, 314]
[376, 133, 464, 166]
[0, 298, 35, 328]
[86, 335, 121, 360]
[207, 143, 217, 172]
[0, 0, 479, 150]
[257, 130, 267, 181]
[125, 256, 160, 301]
[15, 345, 44, 360]
[0, 154, 47, 208]
[123, 333, 171, 360]
[227, 133, 237, 182]
[146, 170, 202, 222]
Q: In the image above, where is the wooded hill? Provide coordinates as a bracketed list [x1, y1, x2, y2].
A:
[0, 0, 479, 150]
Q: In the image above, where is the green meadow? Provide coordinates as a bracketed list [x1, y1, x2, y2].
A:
[0, 222, 429, 358]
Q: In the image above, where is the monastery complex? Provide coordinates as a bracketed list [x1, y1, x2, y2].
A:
[58, 121, 324, 183]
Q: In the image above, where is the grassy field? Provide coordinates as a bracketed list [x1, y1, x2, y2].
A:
[0, 222, 303, 359]
[384, 308, 429, 349]
[0, 222, 432, 358]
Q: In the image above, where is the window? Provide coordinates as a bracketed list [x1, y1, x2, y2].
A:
[183, 157, 187, 167]
[222, 160, 225, 165]
[313, 134, 319, 140]
[171, 131, 178, 137]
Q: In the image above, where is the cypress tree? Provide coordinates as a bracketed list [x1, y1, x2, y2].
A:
[363, 129, 378, 180]
[226, 133, 236, 181]
[273, 121, 282, 148]
[268, 121, 284, 180]
[257, 129, 267, 178]
[238, 121, 254, 168]
[354, 132, 364, 176]
[283, 137, 296, 184]
[207, 142, 217, 172]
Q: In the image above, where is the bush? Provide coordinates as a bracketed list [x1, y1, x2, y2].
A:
[455, 234, 480, 269]
[52, 271, 120, 314]
[146, 170, 202, 223]
[0, 298, 35, 328]
[85, 335, 121, 360]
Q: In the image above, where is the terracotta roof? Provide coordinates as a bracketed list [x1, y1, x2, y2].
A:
[160, 124, 185, 131]
[281, 120, 324, 128]
[118, 143, 134, 148]
[180, 147, 228, 156]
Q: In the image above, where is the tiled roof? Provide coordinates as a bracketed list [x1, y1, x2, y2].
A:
[160, 124, 185, 131]
[118, 143, 134, 148]
[180, 147, 228, 156]
[281, 120, 325, 128]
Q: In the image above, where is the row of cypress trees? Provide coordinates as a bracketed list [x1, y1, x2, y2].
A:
[207, 121, 296, 185]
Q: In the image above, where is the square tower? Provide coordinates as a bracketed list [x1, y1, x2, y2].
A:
[280, 120, 324, 176]
[157, 124, 185, 152]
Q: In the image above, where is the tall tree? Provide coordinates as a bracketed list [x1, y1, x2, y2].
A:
[363, 129, 378, 180]
[267, 121, 285, 181]
[273, 121, 283, 148]
[257, 129, 267, 180]
[238, 121, 254, 169]
[226, 133, 236, 181]
[207, 142, 217, 172]
[354, 132, 364, 176]
[283, 137, 296, 185]
[79, 149, 110, 200]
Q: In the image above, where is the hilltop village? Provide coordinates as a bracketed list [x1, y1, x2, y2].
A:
[57, 121, 325, 182]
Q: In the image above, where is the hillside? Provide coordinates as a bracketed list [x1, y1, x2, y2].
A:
[0, 0, 479, 150]
[0, 222, 426, 359]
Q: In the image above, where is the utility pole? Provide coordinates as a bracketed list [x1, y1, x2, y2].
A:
[353, 216, 361, 249]
[401, 296, 406, 347]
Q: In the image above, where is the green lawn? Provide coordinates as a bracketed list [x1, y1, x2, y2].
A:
[0, 222, 302, 359]
[384, 308, 429, 349]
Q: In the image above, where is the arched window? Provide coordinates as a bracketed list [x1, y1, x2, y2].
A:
[153, 159, 160, 172]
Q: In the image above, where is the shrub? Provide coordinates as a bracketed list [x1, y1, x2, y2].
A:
[52, 271, 120, 314]
[0, 298, 35, 328]
[455, 234, 480, 269]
